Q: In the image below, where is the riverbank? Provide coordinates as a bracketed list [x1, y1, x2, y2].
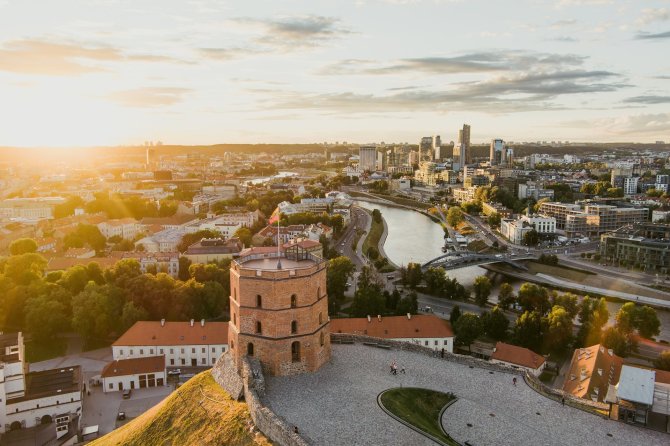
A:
[360, 208, 396, 271]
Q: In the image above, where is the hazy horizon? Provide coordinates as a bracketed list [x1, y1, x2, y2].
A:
[1, 0, 669, 147]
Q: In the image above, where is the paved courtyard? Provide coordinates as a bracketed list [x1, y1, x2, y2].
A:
[264, 344, 668, 446]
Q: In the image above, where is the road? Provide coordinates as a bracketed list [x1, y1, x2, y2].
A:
[334, 205, 370, 269]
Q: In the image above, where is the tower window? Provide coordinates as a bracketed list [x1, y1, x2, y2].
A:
[320, 331, 325, 347]
[247, 343, 254, 356]
[318, 312, 323, 325]
[256, 294, 262, 308]
[256, 321, 262, 334]
[291, 320, 297, 334]
[291, 341, 300, 362]
[317, 286, 321, 298]
[290, 294, 297, 308]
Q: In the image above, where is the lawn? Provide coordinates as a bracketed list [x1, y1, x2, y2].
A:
[379, 387, 458, 445]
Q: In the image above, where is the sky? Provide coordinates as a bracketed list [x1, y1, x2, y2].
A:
[0, 0, 669, 147]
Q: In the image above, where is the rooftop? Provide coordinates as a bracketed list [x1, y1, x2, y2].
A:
[8, 366, 82, 404]
[329, 314, 454, 339]
[113, 321, 228, 347]
[617, 365, 655, 406]
[101, 355, 165, 378]
[491, 342, 545, 370]
[562, 344, 624, 403]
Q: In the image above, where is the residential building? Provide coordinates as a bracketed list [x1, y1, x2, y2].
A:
[101, 356, 167, 393]
[489, 342, 545, 376]
[600, 223, 670, 272]
[97, 218, 142, 240]
[184, 237, 244, 263]
[0, 332, 82, 439]
[518, 182, 555, 201]
[121, 252, 179, 277]
[359, 145, 377, 172]
[112, 320, 229, 368]
[539, 202, 648, 237]
[228, 242, 331, 376]
[419, 137, 433, 161]
[0, 197, 66, 220]
[452, 187, 479, 203]
[610, 365, 670, 426]
[652, 209, 670, 223]
[330, 314, 454, 353]
[500, 214, 556, 244]
[490, 139, 504, 166]
[623, 176, 639, 196]
[432, 135, 442, 161]
[459, 124, 471, 164]
[134, 229, 184, 253]
[562, 344, 623, 403]
[482, 202, 512, 218]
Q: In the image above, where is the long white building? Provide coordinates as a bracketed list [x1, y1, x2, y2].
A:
[112, 320, 229, 368]
[1, 333, 82, 439]
[500, 214, 556, 244]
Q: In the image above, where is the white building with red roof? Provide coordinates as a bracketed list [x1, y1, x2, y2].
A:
[490, 342, 546, 376]
[112, 320, 228, 368]
[101, 356, 166, 393]
[329, 314, 454, 353]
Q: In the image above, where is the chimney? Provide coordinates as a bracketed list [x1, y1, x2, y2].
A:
[367, 315, 371, 322]
[160, 319, 165, 327]
[377, 315, 381, 322]
[201, 319, 205, 327]
[407, 313, 411, 320]
[190, 319, 194, 327]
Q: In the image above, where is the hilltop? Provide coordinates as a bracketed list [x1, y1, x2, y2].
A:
[90, 371, 270, 446]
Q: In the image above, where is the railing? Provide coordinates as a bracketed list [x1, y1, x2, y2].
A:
[235, 251, 325, 267]
[524, 372, 609, 416]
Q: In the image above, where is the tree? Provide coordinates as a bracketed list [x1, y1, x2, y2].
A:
[544, 305, 573, 353]
[2, 253, 47, 286]
[513, 311, 544, 351]
[450, 305, 462, 325]
[178, 256, 192, 281]
[177, 229, 222, 253]
[454, 313, 482, 351]
[71, 283, 123, 345]
[550, 293, 578, 319]
[523, 229, 539, 246]
[9, 238, 37, 255]
[498, 283, 515, 310]
[654, 350, 670, 371]
[423, 267, 447, 295]
[326, 256, 355, 305]
[402, 263, 423, 288]
[446, 207, 464, 227]
[482, 306, 509, 341]
[350, 266, 386, 317]
[635, 305, 661, 339]
[517, 283, 550, 314]
[25, 296, 69, 342]
[234, 227, 253, 247]
[396, 291, 418, 316]
[487, 213, 501, 228]
[473, 276, 492, 307]
[58, 265, 91, 295]
[601, 326, 635, 357]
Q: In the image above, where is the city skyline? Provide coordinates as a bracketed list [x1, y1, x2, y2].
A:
[1, 0, 669, 147]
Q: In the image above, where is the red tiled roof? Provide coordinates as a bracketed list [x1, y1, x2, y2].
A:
[113, 321, 228, 347]
[655, 369, 670, 385]
[329, 314, 454, 339]
[46, 256, 118, 271]
[101, 355, 165, 378]
[491, 342, 545, 370]
[562, 344, 624, 402]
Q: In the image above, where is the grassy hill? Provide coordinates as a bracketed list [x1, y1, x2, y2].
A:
[91, 371, 270, 446]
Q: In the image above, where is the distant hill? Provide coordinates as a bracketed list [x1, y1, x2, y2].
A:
[90, 371, 270, 446]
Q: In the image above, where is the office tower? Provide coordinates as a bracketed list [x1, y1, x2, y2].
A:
[419, 137, 433, 161]
[459, 124, 471, 164]
[408, 150, 420, 166]
[376, 150, 387, 171]
[432, 135, 442, 160]
[503, 147, 514, 166]
[359, 145, 377, 172]
[490, 139, 504, 165]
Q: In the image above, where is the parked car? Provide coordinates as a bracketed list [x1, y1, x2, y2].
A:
[122, 389, 132, 399]
[117, 411, 126, 420]
[167, 369, 181, 376]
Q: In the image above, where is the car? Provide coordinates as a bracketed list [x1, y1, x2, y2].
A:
[386, 275, 394, 280]
[122, 389, 132, 399]
[167, 369, 181, 376]
[117, 411, 126, 420]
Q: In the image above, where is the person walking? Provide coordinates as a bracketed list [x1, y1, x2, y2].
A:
[561, 397, 565, 406]
[512, 377, 517, 386]
[440, 348, 445, 358]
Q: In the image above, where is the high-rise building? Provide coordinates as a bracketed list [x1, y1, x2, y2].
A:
[419, 137, 433, 161]
[408, 150, 420, 166]
[228, 242, 331, 376]
[452, 143, 465, 172]
[459, 124, 471, 164]
[490, 139, 504, 165]
[359, 145, 377, 172]
[376, 150, 387, 171]
[432, 135, 442, 160]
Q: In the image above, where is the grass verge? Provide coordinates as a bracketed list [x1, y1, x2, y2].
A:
[91, 371, 270, 446]
[379, 387, 458, 445]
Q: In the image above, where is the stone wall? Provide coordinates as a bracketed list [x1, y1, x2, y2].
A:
[331, 333, 524, 375]
[210, 352, 244, 400]
[241, 357, 312, 446]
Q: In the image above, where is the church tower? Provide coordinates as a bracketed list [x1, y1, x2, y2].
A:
[228, 241, 331, 376]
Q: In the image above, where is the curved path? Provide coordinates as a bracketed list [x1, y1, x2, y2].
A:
[264, 344, 667, 446]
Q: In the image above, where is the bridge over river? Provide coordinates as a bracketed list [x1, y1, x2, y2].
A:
[422, 251, 537, 271]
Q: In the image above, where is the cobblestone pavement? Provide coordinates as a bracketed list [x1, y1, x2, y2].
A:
[264, 344, 668, 446]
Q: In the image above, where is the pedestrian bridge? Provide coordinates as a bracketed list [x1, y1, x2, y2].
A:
[422, 251, 536, 271]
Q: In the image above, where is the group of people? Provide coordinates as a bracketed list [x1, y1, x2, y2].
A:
[389, 360, 405, 375]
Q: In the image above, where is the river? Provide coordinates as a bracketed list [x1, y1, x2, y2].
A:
[355, 199, 670, 341]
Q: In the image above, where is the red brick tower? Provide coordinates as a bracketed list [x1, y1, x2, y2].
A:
[228, 241, 331, 376]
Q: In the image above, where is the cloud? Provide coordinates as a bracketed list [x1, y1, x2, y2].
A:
[565, 113, 670, 136]
[550, 19, 577, 29]
[0, 38, 185, 75]
[623, 95, 670, 104]
[318, 51, 586, 76]
[555, 0, 612, 8]
[107, 87, 191, 107]
[198, 47, 258, 60]
[636, 8, 669, 26]
[236, 15, 351, 50]
[258, 69, 624, 114]
[635, 30, 670, 40]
